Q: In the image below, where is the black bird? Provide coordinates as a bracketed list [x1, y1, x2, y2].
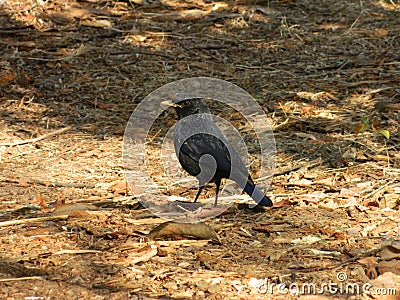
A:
[161, 97, 273, 207]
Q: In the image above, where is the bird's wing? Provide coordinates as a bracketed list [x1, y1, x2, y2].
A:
[174, 114, 249, 181]
[178, 133, 249, 179]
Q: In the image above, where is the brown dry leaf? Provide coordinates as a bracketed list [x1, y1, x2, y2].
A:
[52, 202, 97, 215]
[15, 73, 34, 87]
[129, 34, 147, 42]
[128, 244, 158, 265]
[110, 181, 129, 195]
[378, 260, 400, 276]
[64, 6, 92, 19]
[370, 28, 389, 39]
[97, 213, 108, 223]
[130, 184, 144, 196]
[147, 9, 211, 22]
[88, 99, 116, 110]
[293, 132, 318, 140]
[81, 19, 112, 28]
[235, 0, 270, 4]
[380, 241, 400, 260]
[271, 198, 291, 208]
[33, 193, 48, 209]
[252, 224, 275, 233]
[67, 210, 96, 219]
[23, 228, 50, 237]
[190, 206, 227, 219]
[358, 256, 378, 279]
[290, 235, 322, 245]
[0, 71, 16, 85]
[354, 121, 368, 134]
[297, 91, 339, 101]
[384, 193, 399, 209]
[323, 92, 339, 101]
[300, 105, 315, 116]
[369, 272, 400, 300]
[296, 91, 315, 100]
[147, 221, 220, 243]
[288, 178, 314, 187]
[17, 179, 30, 187]
[376, 101, 400, 112]
[1, 40, 36, 48]
[196, 251, 212, 263]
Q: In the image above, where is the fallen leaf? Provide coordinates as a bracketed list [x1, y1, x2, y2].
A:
[81, 19, 112, 28]
[52, 203, 97, 215]
[300, 105, 315, 116]
[197, 252, 212, 263]
[110, 181, 129, 195]
[290, 235, 322, 245]
[15, 73, 33, 86]
[0, 71, 16, 84]
[380, 241, 400, 260]
[379, 129, 390, 140]
[294, 132, 317, 140]
[354, 121, 369, 134]
[128, 244, 158, 265]
[369, 272, 400, 300]
[370, 28, 389, 38]
[147, 221, 220, 243]
[271, 198, 291, 208]
[146, 9, 211, 22]
[309, 249, 342, 256]
[358, 256, 378, 279]
[33, 193, 48, 209]
[378, 260, 400, 276]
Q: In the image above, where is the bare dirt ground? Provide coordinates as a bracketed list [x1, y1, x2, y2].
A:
[0, 0, 400, 299]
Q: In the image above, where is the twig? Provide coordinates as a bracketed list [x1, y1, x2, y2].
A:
[361, 178, 397, 200]
[0, 215, 69, 227]
[272, 117, 290, 130]
[0, 176, 95, 189]
[115, 239, 211, 251]
[0, 126, 72, 147]
[54, 249, 101, 255]
[124, 217, 166, 225]
[22, 45, 89, 62]
[0, 276, 45, 282]
[289, 247, 381, 273]
[272, 158, 323, 177]
[342, 137, 378, 153]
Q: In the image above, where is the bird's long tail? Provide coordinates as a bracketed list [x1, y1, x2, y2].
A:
[243, 179, 273, 207]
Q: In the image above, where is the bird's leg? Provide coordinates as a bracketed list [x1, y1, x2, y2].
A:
[214, 179, 221, 207]
[193, 185, 205, 203]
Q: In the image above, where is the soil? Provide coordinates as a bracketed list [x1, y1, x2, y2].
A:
[0, 0, 399, 299]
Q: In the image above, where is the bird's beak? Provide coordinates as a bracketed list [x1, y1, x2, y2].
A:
[161, 100, 181, 108]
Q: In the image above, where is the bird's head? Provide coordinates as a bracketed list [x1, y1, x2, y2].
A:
[161, 97, 210, 119]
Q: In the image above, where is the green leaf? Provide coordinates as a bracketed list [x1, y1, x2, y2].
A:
[359, 122, 369, 133]
[379, 129, 390, 140]
[361, 116, 370, 125]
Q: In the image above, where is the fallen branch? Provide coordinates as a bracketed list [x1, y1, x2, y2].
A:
[0, 215, 69, 227]
[115, 239, 212, 251]
[54, 249, 101, 255]
[288, 247, 381, 273]
[269, 158, 323, 178]
[0, 176, 95, 188]
[0, 276, 45, 282]
[0, 126, 72, 147]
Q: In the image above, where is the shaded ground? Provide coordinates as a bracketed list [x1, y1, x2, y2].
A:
[0, 0, 400, 299]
